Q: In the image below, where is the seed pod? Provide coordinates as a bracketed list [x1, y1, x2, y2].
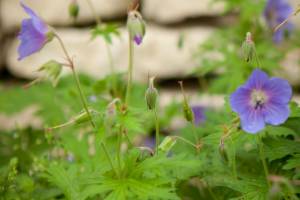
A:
[179, 81, 194, 123]
[73, 109, 94, 125]
[241, 32, 255, 62]
[158, 136, 177, 153]
[69, 0, 80, 20]
[127, 10, 146, 45]
[145, 77, 158, 110]
[38, 60, 62, 86]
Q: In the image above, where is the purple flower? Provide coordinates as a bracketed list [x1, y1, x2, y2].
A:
[18, 2, 53, 60]
[134, 35, 143, 45]
[230, 69, 292, 134]
[264, 0, 293, 43]
[191, 106, 205, 126]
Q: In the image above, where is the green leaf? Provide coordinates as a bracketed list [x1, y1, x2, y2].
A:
[91, 23, 120, 44]
[283, 154, 300, 170]
[264, 138, 300, 161]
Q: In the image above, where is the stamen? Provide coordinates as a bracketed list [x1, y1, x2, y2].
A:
[250, 90, 268, 109]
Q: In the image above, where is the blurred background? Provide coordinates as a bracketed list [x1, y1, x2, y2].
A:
[0, 0, 300, 129]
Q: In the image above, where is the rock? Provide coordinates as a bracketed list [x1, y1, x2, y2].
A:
[6, 25, 215, 82]
[142, 0, 225, 24]
[278, 49, 300, 86]
[0, 0, 130, 32]
[289, 0, 300, 28]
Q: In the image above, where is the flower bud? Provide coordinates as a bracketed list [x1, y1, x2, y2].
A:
[127, 10, 146, 45]
[145, 77, 158, 110]
[69, 0, 80, 20]
[241, 32, 255, 62]
[158, 136, 177, 153]
[38, 60, 62, 86]
[179, 81, 194, 123]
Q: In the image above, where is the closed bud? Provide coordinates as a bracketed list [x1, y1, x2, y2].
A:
[158, 136, 177, 153]
[69, 0, 80, 19]
[241, 32, 255, 62]
[127, 10, 146, 45]
[145, 77, 158, 110]
[38, 60, 62, 86]
[179, 81, 194, 123]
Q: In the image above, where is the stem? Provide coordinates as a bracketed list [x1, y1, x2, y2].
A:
[101, 142, 119, 178]
[85, 0, 117, 96]
[55, 33, 96, 128]
[172, 136, 198, 149]
[191, 122, 199, 145]
[254, 49, 261, 68]
[125, 33, 134, 105]
[256, 135, 270, 188]
[55, 33, 118, 176]
[105, 42, 118, 96]
[229, 136, 237, 180]
[71, 68, 96, 128]
[85, 0, 102, 24]
[154, 108, 160, 155]
[117, 127, 122, 172]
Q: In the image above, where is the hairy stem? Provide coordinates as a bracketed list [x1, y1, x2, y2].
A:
[125, 33, 134, 105]
[256, 135, 271, 188]
[229, 136, 238, 180]
[172, 136, 198, 149]
[101, 142, 119, 178]
[154, 109, 160, 155]
[55, 33, 118, 177]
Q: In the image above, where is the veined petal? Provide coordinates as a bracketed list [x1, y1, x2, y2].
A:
[18, 19, 47, 60]
[245, 69, 269, 89]
[240, 109, 265, 134]
[20, 2, 48, 34]
[230, 86, 252, 114]
[263, 102, 290, 125]
[263, 77, 292, 104]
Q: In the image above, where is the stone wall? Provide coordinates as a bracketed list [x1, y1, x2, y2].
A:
[0, 0, 299, 84]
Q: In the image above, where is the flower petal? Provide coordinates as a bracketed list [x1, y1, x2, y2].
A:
[245, 69, 269, 89]
[230, 86, 251, 114]
[263, 77, 292, 104]
[134, 35, 143, 45]
[191, 106, 205, 125]
[20, 2, 47, 34]
[263, 102, 290, 125]
[18, 19, 47, 60]
[240, 109, 265, 134]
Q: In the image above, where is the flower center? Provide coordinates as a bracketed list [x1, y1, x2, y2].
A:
[250, 90, 268, 109]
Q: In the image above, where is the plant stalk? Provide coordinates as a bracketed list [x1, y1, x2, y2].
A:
[125, 32, 134, 105]
[154, 108, 160, 155]
[256, 135, 271, 188]
[55, 33, 118, 177]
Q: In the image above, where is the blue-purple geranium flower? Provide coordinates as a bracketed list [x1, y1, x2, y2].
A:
[230, 69, 292, 134]
[18, 2, 53, 60]
[191, 106, 205, 126]
[264, 0, 293, 43]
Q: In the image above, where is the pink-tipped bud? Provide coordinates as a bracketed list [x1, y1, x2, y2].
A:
[241, 32, 255, 62]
